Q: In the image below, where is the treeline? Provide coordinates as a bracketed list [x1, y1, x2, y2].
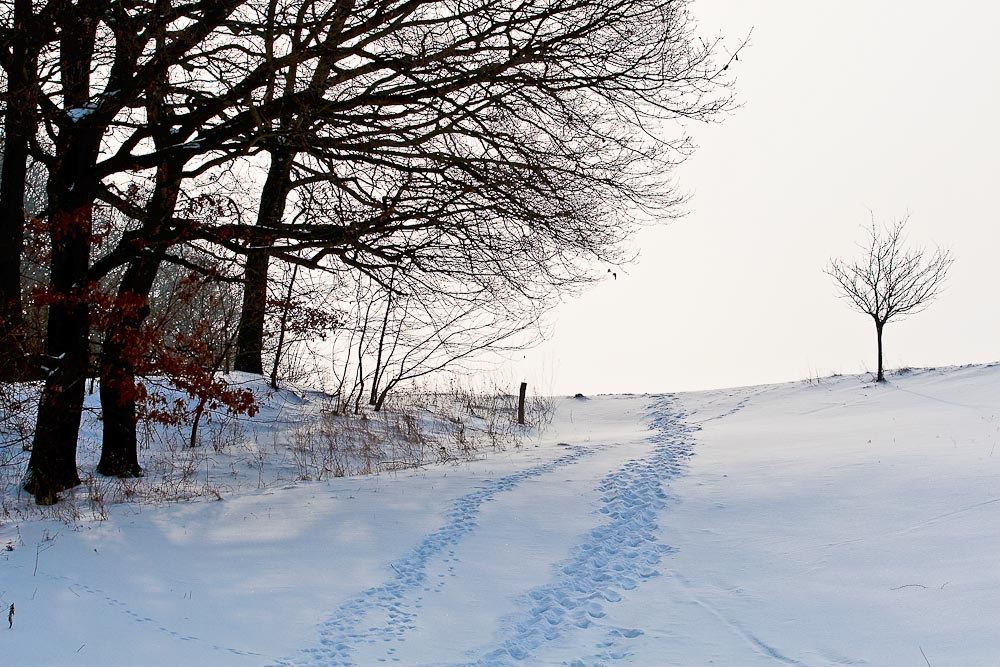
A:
[0, 0, 737, 504]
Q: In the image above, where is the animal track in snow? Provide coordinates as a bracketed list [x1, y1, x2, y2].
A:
[29, 574, 263, 657]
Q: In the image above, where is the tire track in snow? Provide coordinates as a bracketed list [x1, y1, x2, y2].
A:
[273, 445, 599, 667]
[441, 395, 693, 666]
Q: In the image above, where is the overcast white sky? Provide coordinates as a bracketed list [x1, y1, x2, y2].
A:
[510, 0, 1000, 395]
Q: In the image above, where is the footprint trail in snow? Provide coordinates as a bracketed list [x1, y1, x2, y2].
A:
[276, 396, 692, 667]
[274, 445, 598, 667]
[455, 396, 692, 666]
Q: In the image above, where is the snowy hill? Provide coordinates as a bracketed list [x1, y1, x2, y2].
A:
[2, 365, 999, 666]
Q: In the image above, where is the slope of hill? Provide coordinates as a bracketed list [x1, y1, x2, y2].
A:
[1, 365, 998, 666]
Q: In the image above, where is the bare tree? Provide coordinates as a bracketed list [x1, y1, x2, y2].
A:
[229, 0, 745, 375]
[827, 215, 953, 383]
[10, 0, 249, 503]
[4, 0, 741, 503]
[327, 267, 541, 413]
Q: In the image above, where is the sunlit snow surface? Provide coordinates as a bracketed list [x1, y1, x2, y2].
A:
[3, 365, 999, 666]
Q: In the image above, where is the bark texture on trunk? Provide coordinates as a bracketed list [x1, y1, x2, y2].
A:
[96, 250, 163, 478]
[24, 148, 99, 502]
[24, 14, 102, 504]
[0, 0, 38, 381]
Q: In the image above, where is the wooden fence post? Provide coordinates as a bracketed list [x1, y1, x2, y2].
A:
[517, 381, 527, 425]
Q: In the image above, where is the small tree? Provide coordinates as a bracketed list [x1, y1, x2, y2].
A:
[827, 215, 953, 383]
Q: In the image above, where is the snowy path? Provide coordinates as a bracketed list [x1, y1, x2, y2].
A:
[6, 366, 1000, 666]
[276, 446, 600, 666]
[277, 396, 692, 667]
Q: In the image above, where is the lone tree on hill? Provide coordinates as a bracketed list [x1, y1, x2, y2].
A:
[827, 215, 953, 383]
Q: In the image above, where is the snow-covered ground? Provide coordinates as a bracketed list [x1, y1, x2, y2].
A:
[2, 365, 999, 666]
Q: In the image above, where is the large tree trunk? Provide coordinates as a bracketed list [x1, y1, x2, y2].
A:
[24, 138, 100, 503]
[234, 250, 269, 375]
[23, 12, 102, 504]
[98, 160, 182, 476]
[97, 253, 163, 478]
[0, 0, 38, 380]
[234, 149, 294, 374]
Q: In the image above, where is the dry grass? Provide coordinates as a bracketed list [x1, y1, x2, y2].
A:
[0, 378, 556, 524]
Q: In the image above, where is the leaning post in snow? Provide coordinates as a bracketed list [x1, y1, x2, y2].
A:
[517, 382, 527, 425]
